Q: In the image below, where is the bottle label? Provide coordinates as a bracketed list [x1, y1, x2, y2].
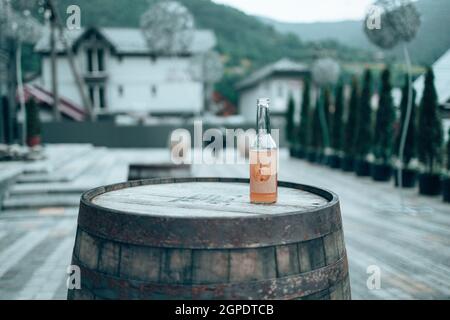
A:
[250, 150, 278, 194]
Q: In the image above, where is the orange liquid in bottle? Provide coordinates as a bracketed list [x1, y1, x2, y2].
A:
[250, 149, 278, 204]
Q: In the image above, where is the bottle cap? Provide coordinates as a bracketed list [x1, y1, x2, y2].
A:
[257, 98, 270, 106]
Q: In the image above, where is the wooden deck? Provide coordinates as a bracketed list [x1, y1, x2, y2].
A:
[0, 145, 449, 299]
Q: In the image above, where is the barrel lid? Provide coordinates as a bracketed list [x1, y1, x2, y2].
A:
[79, 177, 341, 249]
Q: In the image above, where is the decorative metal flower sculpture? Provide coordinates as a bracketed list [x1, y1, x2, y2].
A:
[190, 50, 224, 84]
[311, 58, 341, 87]
[363, 0, 421, 192]
[311, 57, 340, 150]
[364, 0, 420, 49]
[190, 50, 224, 112]
[140, 0, 195, 55]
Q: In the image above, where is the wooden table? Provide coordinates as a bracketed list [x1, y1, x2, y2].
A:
[69, 177, 350, 300]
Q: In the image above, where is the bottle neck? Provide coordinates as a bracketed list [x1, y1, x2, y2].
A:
[257, 105, 271, 135]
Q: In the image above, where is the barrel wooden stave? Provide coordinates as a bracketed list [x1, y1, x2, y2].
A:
[68, 178, 351, 300]
[70, 229, 349, 300]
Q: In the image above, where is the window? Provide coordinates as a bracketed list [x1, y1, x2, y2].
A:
[97, 48, 104, 72]
[99, 86, 105, 109]
[151, 85, 157, 97]
[86, 47, 106, 73]
[88, 85, 107, 110]
[278, 84, 284, 98]
[86, 49, 94, 72]
[88, 86, 95, 105]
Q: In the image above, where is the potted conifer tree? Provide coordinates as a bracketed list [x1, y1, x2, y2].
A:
[443, 129, 450, 203]
[418, 68, 443, 195]
[297, 80, 311, 159]
[308, 96, 323, 163]
[371, 68, 395, 182]
[321, 88, 332, 165]
[354, 70, 373, 176]
[329, 83, 344, 168]
[341, 76, 359, 172]
[285, 95, 296, 157]
[26, 99, 42, 148]
[394, 76, 418, 188]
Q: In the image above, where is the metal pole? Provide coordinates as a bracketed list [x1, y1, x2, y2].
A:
[16, 41, 26, 146]
[47, 0, 95, 121]
[397, 43, 414, 210]
[50, 13, 61, 121]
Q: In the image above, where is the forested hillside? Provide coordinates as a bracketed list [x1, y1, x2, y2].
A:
[262, 0, 450, 66]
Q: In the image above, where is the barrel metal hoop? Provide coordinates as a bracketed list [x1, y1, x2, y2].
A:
[77, 178, 342, 249]
[71, 255, 348, 300]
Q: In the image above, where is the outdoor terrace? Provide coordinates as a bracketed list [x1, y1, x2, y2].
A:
[0, 144, 449, 299]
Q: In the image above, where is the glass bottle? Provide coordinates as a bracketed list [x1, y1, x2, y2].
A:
[250, 98, 278, 204]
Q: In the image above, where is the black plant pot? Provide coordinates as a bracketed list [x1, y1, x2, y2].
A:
[316, 152, 325, 165]
[393, 168, 418, 188]
[418, 173, 441, 196]
[354, 159, 371, 177]
[306, 150, 317, 163]
[371, 163, 392, 182]
[289, 146, 299, 158]
[321, 154, 329, 166]
[328, 155, 341, 169]
[443, 178, 450, 203]
[297, 148, 306, 159]
[341, 156, 354, 172]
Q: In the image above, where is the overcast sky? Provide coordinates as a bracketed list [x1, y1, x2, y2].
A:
[212, 0, 376, 23]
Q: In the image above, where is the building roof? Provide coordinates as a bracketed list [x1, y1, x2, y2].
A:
[236, 58, 310, 91]
[414, 48, 450, 107]
[35, 27, 216, 55]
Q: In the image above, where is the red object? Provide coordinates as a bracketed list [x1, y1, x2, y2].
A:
[20, 84, 87, 121]
[27, 135, 41, 147]
[212, 91, 237, 116]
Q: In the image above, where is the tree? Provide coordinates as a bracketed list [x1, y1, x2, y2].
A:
[373, 68, 395, 163]
[1, 1, 42, 145]
[446, 128, 450, 173]
[312, 58, 340, 149]
[323, 87, 331, 148]
[298, 80, 311, 150]
[395, 75, 417, 166]
[417, 68, 443, 173]
[331, 83, 344, 153]
[354, 70, 373, 159]
[285, 95, 295, 145]
[310, 94, 323, 154]
[343, 77, 359, 157]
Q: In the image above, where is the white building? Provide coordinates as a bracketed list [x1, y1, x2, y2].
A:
[414, 48, 450, 138]
[33, 26, 216, 117]
[236, 58, 310, 121]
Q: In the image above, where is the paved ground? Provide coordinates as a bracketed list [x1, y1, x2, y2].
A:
[0, 147, 449, 299]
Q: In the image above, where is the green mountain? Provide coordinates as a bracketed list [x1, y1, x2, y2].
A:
[260, 0, 450, 66]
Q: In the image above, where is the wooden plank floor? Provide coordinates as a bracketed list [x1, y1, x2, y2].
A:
[0, 148, 449, 299]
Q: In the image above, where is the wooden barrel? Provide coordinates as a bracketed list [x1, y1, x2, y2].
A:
[68, 177, 350, 300]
